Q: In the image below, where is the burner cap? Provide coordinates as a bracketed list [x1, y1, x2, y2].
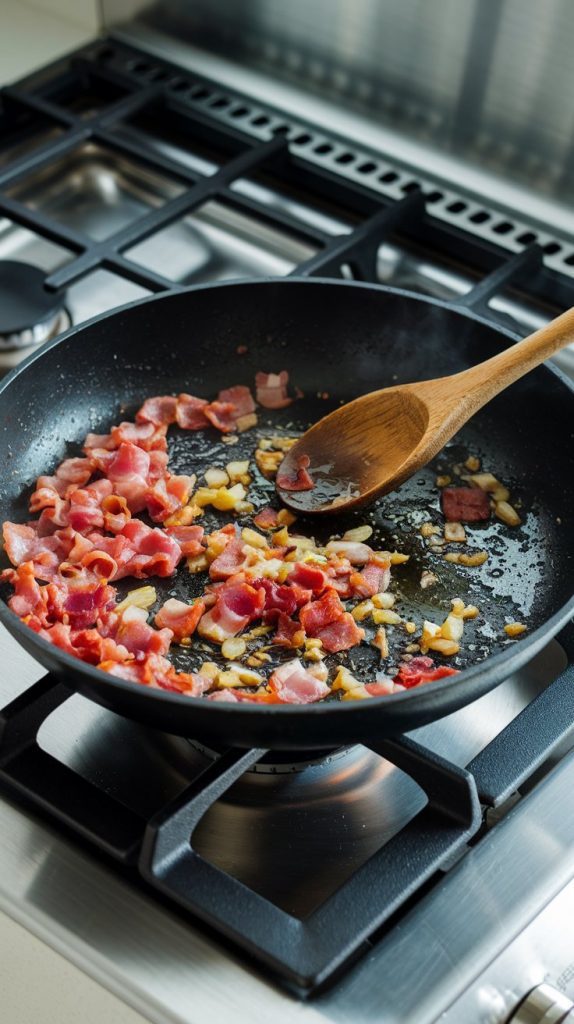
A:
[0, 260, 68, 349]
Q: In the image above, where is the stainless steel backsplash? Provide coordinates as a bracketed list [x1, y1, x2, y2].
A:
[104, 0, 574, 203]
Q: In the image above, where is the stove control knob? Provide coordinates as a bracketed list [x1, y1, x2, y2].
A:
[510, 984, 574, 1024]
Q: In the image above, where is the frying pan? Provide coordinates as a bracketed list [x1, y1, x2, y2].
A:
[0, 278, 573, 750]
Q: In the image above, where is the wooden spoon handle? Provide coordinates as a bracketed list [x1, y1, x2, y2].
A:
[433, 305, 574, 418]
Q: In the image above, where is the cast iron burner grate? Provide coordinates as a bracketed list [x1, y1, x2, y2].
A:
[1, 624, 574, 996]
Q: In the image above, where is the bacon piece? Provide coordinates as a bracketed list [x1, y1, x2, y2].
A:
[350, 561, 391, 598]
[116, 521, 182, 579]
[163, 524, 205, 556]
[207, 689, 240, 702]
[269, 658, 330, 703]
[3, 522, 66, 580]
[198, 580, 265, 642]
[175, 394, 210, 430]
[101, 494, 131, 534]
[6, 561, 45, 619]
[325, 540, 372, 564]
[204, 401, 236, 433]
[299, 588, 344, 636]
[255, 370, 292, 409]
[316, 613, 364, 653]
[252, 578, 298, 620]
[136, 395, 178, 426]
[253, 506, 279, 530]
[67, 488, 105, 533]
[288, 562, 327, 593]
[111, 421, 168, 452]
[63, 582, 116, 629]
[273, 612, 305, 647]
[276, 454, 314, 492]
[100, 653, 205, 695]
[394, 656, 460, 689]
[209, 536, 248, 580]
[145, 478, 183, 524]
[83, 432, 115, 453]
[154, 598, 205, 640]
[102, 606, 173, 660]
[218, 385, 256, 420]
[441, 487, 490, 522]
[365, 679, 397, 696]
[105, 442, 151, 514]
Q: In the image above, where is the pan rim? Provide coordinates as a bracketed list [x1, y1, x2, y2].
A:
[1, 275, 573, 719]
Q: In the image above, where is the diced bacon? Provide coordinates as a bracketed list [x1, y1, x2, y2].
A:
[268, 658, 330, 703]
[209, 536, 248, 580]
[110, 421, 168, 452]
[155, 598, 205, 640]
[365, 679, 396, 696]
[63, 582, 116, 629]
[81, 549, 118, 580]
[107, 442, 151, 482]
[136, 395, 178, 426]
[273, 612, 305, 647]
[325, 540, 372, 564]
[163, 524, 205, 556]
[252, 578, 298, 619]
[84, 432, 115, 453]
[148, 450, 169, 482]
[441, 487, 490, 522]
[316, 613, 365, 653]
[255, 370, 292, 409]
[204, 401, 236, 433]
[394, 656, 460, 689]
[100, 652, 205, 695]
[67, 488, 105, 533]
[6, 561, 45, 619]
[276, 454, 314, 492]
[101, 494, 131, 534]
[115, 521, 182, 579]
[218, 385, 256, 420]
[207, 689, 240, 702]
[350, 561, 391, 598]
[56, 457, 94, 487]
[253, 506, 279, 530]
[175, 394, 210, 430]
[288, 562, 327, 593]
[299, 588, 344, 636]
[88, 448, 117, 474]
[29, 485, 61, 515]
[197, 580, 264, 642]
[287, 582, 313, 607]
[167, 475, 194, 504]
[3, 522, 64, 576]
[145, 478, 182, 523]
[105, 606, 173, 660]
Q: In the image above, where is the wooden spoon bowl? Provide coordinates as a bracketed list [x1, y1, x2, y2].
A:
[277, 306, 574, 513]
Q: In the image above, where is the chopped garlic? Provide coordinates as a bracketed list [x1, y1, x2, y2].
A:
[241, 527, 268, 549]
[427, 637, 460, 656]
[404, 621, 417, 634]
[226, 663, 262, 685]
[389, 551, 410, 565]
[420, 522, 440, 538]
[351, 599, 374, 621]
[226, 460, 250, 484]
[435, 475, 451, 487]
[420, 570, 438, 590]
[495, 500, 521, 527]
[236, 412, 258, 432]
[444, 550, 489, 566]
[164, 504, 198, 527]
[444, 521, 466, 543]
[277, 509, 297, 527]
[372, 608, 401, 625]
[373, 626, 389, 658]
[343, 524, 373, 543]
[464, 455, 481, 472]
[372, 592, 396, 609]
[440, 613, 464, 642]
[186, 552, 209, 573]
[255, 449, 283, 478]
[221, 637, 247, 660]
[198, 662, 219, 683]
[217, 670, 243, 688]
[204, 467, 229, 488]
[116, 586, 157, 612]
[504, 622, 527, 637]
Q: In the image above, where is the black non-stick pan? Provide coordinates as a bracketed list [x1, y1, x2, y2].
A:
[0, 278, 573, 749]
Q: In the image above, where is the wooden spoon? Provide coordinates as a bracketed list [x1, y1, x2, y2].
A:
[276, 306, 574, 514]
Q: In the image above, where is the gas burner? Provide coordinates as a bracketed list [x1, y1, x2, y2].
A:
[188, 738, 352, 773]
[0, 260, 70, 349]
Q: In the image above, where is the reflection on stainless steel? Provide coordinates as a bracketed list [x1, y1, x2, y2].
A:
[507, 984, 573, 1024]
[126, 198, 316, 283]
[0, 308, 70, 350]
[5, 141, 184, 242]
[28, 639, 564, 919]
[110, 0, 574, 207]
[319, 751, 574, 1024]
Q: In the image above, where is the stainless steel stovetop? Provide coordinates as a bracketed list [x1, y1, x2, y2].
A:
[1, 28, 574, 1024]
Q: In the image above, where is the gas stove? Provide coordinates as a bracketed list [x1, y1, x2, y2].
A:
[1, 30, 574, 1024]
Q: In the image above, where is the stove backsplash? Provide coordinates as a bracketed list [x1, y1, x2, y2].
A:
[103, 0, 574, 207]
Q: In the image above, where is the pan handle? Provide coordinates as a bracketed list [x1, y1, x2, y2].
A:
[468, 619, 574, 807]
[0, 674, 145, 862]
